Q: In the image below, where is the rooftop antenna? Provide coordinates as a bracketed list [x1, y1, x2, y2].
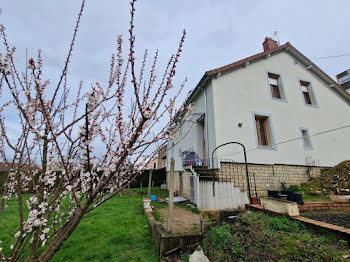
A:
[273, 30, 281, 46]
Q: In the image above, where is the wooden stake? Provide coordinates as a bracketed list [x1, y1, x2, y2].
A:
[147, 169, 153, 197]
[167, 158, 175, 233]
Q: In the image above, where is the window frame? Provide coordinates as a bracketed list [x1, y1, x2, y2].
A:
[298, 79, 318, 108]
[252, 112, 277, 150]
[266, 71, 287, 102]
[299, 127, 313, 150]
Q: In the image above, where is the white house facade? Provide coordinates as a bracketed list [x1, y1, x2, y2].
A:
[166, 38, 350, 208]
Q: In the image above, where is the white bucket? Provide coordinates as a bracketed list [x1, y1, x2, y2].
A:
[143, 198, 151, 209]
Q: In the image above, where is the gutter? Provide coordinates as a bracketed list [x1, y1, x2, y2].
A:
[199, 85, 210, 166]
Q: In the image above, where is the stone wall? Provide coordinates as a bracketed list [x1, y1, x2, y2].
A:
[168, 163, 326, 200]
[168, 171, 192, 200]
[219, 162, 324, 197]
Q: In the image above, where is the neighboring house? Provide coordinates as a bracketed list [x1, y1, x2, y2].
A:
[137, 145, 167, 171]
[145, 157, 158, 170]
[336, 69, 350, 94]
[136, 155, 161, 170]
[166, 37, 350, 209]
[157, 144, 167, 170]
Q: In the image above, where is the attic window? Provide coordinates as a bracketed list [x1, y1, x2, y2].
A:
[268, 73, 285, 100]
[300, 81, 316, 106]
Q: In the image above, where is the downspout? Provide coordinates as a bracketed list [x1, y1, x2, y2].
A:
[199, 86, 209, 167]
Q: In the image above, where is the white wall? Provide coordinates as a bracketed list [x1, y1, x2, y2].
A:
[166, 82, 216, 171]
[211, 51, 350, 167]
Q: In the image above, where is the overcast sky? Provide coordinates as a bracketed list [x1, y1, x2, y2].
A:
[1, 0, 349, 98]
[1, 0, 349, 158]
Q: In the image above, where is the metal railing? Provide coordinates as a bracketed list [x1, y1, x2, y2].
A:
[182, 154, 250, 195]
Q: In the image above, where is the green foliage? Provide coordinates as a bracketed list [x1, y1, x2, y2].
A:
[152, 210, 164, 222]
[175, 201, 200, 214]
[339, 239, 348, 246]
[287, 182, 331, 201]
[180, 253, 189, 262]
[204, 211, 350, 262]
[203, 222, 235, 261]
[267, 216, 303, 233]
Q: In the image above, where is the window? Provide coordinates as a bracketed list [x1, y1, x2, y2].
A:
[153, 162, 157, 169]
[255, 115, 272, 147]
[300, 81, 316, 106]
[300, 128, 313, 150]
[268, 73, 285, 100]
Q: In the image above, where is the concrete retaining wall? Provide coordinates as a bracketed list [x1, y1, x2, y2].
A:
[261, 198, 300, 216]
[144, 208, 202, 259]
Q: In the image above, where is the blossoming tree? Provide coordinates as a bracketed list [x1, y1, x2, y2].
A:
[0, 0, 192, 261]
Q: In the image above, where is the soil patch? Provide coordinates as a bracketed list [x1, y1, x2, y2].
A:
[301, 210, 350, 228]
[157, 205, 200, 234]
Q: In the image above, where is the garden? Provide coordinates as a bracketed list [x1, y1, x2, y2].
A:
[0, 189, 160, 262]
[200, 211, 350, 262]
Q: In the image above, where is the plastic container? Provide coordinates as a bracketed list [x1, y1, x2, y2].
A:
[150, 195, 157, 201]
[143, 197, 151, 209]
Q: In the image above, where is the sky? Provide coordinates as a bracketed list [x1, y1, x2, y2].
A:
[0, 0, 349, 158]
[1, 0, 349, 98]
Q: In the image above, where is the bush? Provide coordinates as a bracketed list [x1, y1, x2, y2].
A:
[180, 253, 189, 262]
[203, 222, 234, 261]
[267, 216, 303, 233]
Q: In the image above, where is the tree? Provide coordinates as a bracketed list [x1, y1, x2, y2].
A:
[0, 0, 192, 261]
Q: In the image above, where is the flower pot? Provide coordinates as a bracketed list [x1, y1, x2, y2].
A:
[251, 197, 258, 204]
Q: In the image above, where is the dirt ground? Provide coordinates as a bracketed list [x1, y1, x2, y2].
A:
[158, 206, 201, 233]
[301, 210, 350, 228]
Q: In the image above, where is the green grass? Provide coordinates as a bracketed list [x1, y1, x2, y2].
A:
[132, 187, 169, 199]
[0, 189, 160, 262]
[175, 201, 199, 214]
[288, 183, 331, 201]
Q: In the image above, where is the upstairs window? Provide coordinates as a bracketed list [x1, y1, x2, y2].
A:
[268, 73, 285, 100]
[300, 81, 316, 106]
[300, 128, 313, 150]
[255, 115, 272, 147]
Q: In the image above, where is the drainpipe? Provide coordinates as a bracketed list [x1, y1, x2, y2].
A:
[199, 86, 209, 167]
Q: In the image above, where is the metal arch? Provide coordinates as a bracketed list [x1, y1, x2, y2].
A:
[211, 142, 252, 203]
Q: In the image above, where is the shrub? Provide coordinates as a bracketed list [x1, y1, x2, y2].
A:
[267, 216, 302, 233]
[203, 222, 234, 260]
[180, 253, 189, 262]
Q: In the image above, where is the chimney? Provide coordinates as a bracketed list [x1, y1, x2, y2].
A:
[262, 37, 278, 52]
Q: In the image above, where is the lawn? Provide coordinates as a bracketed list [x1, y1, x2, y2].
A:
[0, 188, 163, 261]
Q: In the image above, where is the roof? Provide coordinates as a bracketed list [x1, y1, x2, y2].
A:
[182, 42, 350, 109]
[206, 43, 289, 76]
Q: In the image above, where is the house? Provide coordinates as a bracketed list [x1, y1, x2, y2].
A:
[166, 37, 350, 209]
[336, 69, 350, 94]
[145, 157, 158, 170]
[157, 144, 167, 170]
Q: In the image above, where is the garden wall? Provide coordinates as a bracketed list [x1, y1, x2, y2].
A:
[144, 208, 202, 259]
[168, 163, 327, 201]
